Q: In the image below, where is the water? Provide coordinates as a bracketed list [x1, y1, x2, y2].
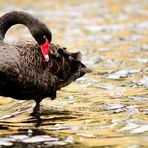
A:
[0, 0, 148, 147]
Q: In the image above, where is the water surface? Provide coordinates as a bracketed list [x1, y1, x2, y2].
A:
[0, 0, 148, 147]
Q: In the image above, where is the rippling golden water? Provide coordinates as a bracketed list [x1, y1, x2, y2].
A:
[0, 0, 148, 147]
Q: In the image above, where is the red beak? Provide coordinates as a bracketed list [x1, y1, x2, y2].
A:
[40, 39, 50, 62]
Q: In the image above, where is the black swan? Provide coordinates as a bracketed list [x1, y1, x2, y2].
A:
[0, 11, 91, 115]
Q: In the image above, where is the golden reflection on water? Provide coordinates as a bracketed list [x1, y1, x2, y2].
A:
[0, 0, 148, 147]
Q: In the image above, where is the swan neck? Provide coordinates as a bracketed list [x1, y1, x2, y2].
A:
[0, 11, 52, 44]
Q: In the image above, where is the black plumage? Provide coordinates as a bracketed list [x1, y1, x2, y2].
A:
[0, 11, 90, 115]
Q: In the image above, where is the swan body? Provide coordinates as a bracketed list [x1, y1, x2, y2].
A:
[0, 11, 90, 115]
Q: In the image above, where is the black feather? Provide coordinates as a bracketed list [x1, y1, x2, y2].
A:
[0, 11, 91, 115]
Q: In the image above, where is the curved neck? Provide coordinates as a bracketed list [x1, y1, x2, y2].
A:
[0, 11, 52, 44]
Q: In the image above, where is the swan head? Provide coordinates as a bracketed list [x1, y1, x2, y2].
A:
[29, 23, 52, 62]
[31, 25, 52, 45]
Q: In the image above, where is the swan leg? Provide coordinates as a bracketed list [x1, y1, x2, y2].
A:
[31, 100, 41, 117]
[33, 102, 40, 113]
